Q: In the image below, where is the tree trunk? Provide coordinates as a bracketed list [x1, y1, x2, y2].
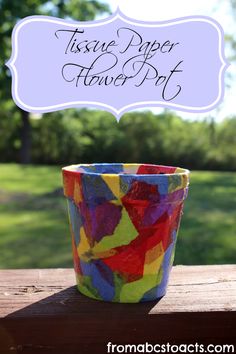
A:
[20, 109, 31, 164]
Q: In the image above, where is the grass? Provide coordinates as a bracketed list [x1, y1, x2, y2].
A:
[175, 170, 236, 265]
[0, 163, 236, 268]
[0, 164, 71, 268]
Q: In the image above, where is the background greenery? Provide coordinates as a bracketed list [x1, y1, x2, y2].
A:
[2, 109, 236, 171]
[0, 0, 236, 268]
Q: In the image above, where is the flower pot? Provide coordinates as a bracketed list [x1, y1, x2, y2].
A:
[62, 163, 189, 303]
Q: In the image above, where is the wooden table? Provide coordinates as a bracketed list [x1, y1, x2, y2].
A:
[0, 265, 236, 353]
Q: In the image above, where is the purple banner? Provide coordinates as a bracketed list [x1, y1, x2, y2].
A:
[6, 10, 229, 119]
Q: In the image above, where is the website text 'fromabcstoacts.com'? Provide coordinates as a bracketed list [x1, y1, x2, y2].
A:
[107, 342, 235, 353]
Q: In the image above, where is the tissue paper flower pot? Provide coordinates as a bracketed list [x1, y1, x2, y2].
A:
[62, 163, 189, 303]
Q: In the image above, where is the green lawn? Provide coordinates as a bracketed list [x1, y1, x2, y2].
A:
[0, 163, 236, 268]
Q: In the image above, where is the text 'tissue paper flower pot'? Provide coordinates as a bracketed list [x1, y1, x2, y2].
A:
[62, 163, 190, 303]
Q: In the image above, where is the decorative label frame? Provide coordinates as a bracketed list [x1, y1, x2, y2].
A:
[7, 9, 229, 119]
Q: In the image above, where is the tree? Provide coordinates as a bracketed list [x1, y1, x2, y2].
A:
[0, 0, 110, 164]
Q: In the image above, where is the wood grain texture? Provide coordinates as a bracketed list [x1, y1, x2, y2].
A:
[0, 265, 236, 353]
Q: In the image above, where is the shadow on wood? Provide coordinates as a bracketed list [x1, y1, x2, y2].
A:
[0, 266, 236, 354]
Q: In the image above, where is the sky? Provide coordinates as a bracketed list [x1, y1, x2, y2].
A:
[99, 0, 236, 120]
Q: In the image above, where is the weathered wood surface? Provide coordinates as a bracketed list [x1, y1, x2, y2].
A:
[0, 265, 236, 353]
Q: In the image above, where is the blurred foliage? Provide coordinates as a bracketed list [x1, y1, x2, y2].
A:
[0, 0, 110, 162]
[1, 109, 236, 171]
[0, 0, 235, 167]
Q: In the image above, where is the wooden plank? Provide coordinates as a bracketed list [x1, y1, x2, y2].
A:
[0, 265, 236, 354]
[1, 265, 236, 316]
[151, 265, 236, 313]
